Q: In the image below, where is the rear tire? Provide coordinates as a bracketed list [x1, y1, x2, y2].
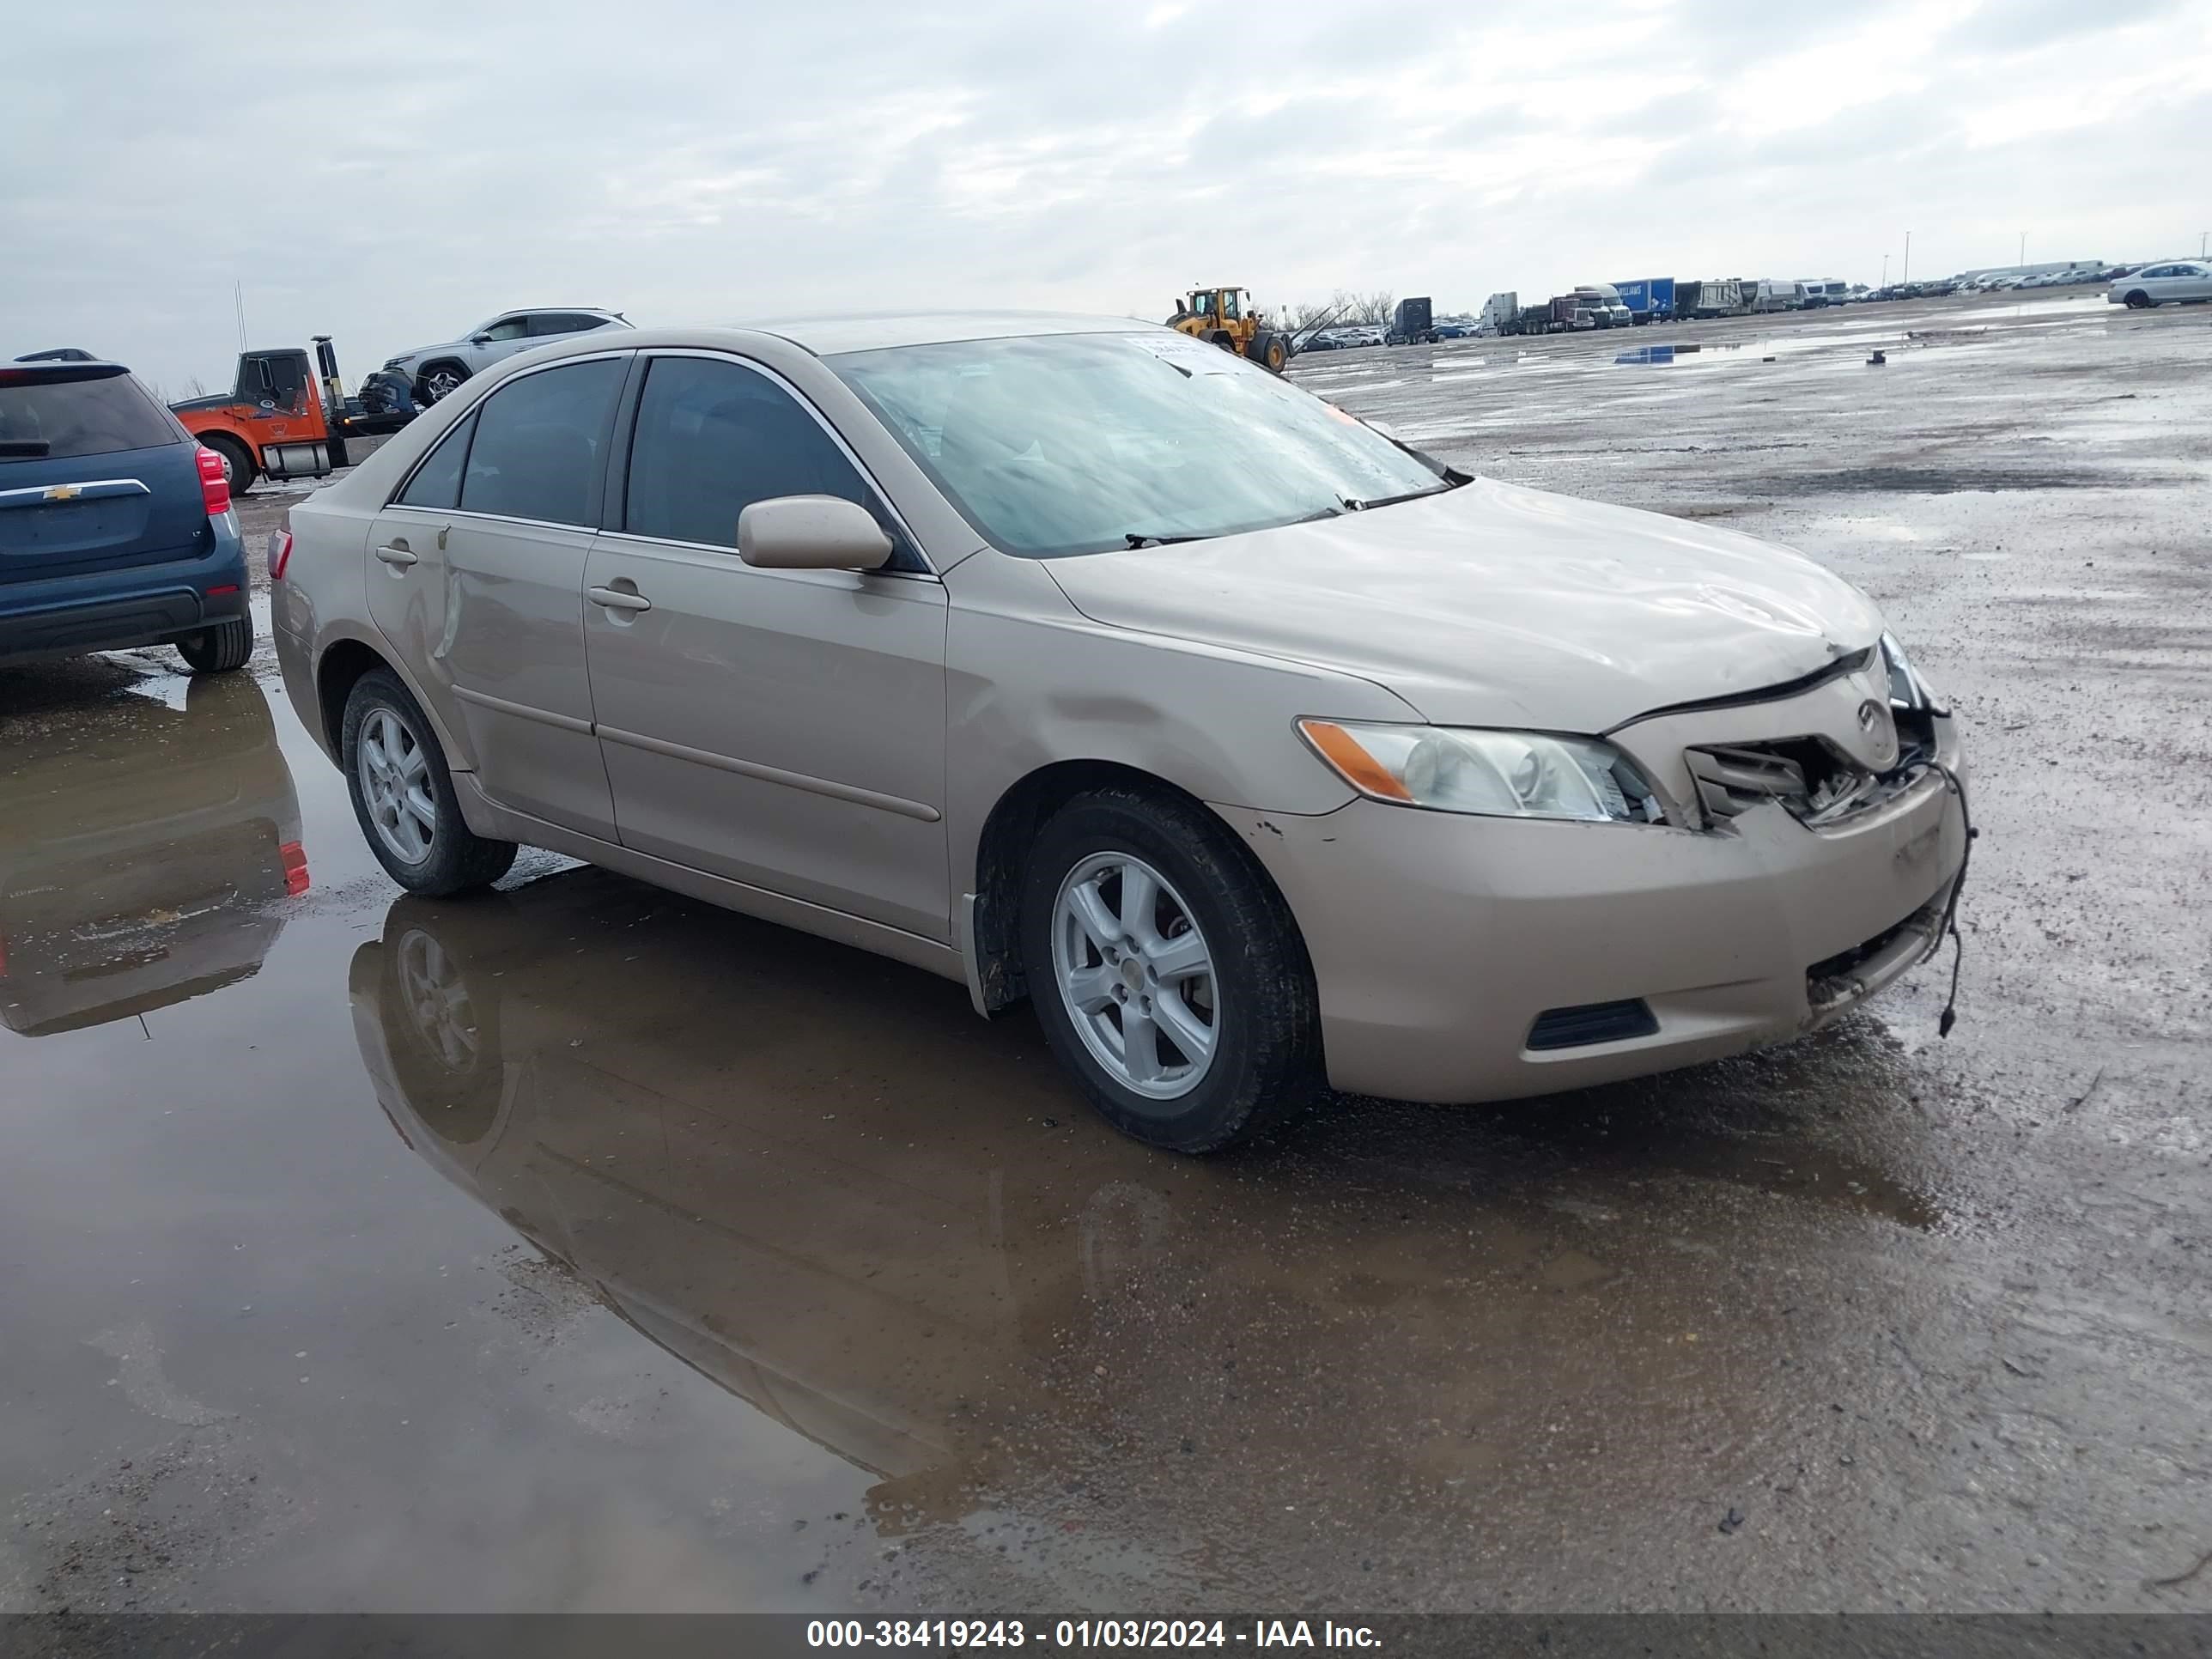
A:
[202, 434, 255, 497]
[342, 668, 517, 896]
[177, 614, 252, 674]
[1020, 787, 1322, 1152]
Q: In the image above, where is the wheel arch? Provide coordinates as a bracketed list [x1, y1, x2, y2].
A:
[314, 635, 391, 757]
[311, 630, 475, 782]
[416, 356, 471, 397]
[964, 757, 1306, 1017]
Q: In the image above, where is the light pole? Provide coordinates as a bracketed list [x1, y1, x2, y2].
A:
[1902, 231, 1911, 286]
[2020, 231, 2027, 268]
[1882, 253, 1890, 286]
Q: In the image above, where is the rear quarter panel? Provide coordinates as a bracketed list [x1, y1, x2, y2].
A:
[273, 492, 472, 770]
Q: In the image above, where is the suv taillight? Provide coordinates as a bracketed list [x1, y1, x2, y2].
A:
[196, 446, 231, 516]
[270, 528, 294, 582]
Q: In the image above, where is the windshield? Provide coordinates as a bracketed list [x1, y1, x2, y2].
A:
[831, 332, 1448, 557]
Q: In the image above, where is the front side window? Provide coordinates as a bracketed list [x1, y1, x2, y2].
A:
[479, 317, 531, 343]
[831, 332, 1450, 558]
[622, 356, 912, 565]
[397, 412, 474, 509]
[459, 359, 624, 526]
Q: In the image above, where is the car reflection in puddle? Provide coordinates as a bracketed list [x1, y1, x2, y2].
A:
[347, 865, 1946, 1547]
[0, 666, 307, 1037]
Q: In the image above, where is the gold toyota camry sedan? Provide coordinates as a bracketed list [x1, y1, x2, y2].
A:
[273, 313, 1967, 1152]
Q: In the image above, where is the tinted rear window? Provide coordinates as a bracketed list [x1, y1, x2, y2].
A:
[397, 412, 474, 510]
[459, 359, 624, 526]
[0, 371, 181, 460]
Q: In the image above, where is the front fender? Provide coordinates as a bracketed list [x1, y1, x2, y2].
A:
[941, 551, 1418, 896]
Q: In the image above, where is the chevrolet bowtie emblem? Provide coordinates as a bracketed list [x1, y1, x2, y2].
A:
[46, 484, 81, 501]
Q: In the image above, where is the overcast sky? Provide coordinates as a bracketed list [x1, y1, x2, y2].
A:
[6, 0, 2207, 392]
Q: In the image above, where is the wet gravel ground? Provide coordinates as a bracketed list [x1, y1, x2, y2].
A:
[1, 294, 2207, 1616]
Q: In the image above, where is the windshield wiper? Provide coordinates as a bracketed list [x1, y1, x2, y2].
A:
[1124, 532, 1216, 548]
[1341, 473, 1468, 513]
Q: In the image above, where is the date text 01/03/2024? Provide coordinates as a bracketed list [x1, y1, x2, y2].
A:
[805, 1619, 1382, 1648]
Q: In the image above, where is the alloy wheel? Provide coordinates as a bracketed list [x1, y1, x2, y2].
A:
[358, 706, 437, 864]
[1049, 852, 1219, 1102]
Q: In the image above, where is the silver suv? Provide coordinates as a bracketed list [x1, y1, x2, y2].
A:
[384, 308, 630, 404]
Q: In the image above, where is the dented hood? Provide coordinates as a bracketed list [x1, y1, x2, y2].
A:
[1042, 477, 1887, 732]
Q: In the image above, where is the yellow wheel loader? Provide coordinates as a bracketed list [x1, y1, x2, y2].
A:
[1166, 287, 1291, 373]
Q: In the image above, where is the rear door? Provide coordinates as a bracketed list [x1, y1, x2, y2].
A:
[366, 355, 630, 840]
[0, 365, 205, 589]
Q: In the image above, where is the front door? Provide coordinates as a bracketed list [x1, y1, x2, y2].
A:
[580, 352, 950, 941]
[366, 355, 629, 840]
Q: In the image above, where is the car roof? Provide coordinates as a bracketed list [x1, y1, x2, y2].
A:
[2, 358, 133, 380]
[735, 311, 1156, 356]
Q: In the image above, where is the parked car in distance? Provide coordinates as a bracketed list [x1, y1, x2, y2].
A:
[275, 313, 1968, 1154]
[384, 308, 632, 405]
[2109, 262, 2212, 307]
[2, 357, 252, 673]
[1431, 322, 1476, 339]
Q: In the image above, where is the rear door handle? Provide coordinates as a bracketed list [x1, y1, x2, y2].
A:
[374, 544, 419, 568]
[587, 585, 652, 613]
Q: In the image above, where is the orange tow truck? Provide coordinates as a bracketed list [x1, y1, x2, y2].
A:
[170, 337, 412, 496]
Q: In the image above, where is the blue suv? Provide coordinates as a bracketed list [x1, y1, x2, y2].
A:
[1, 356, 252, 673]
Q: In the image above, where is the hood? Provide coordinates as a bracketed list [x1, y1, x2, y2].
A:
[1042, 477, 1885, 732]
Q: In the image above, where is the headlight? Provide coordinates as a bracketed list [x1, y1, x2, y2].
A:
[1298, 720, 1665, 823]
[1881, 632, 1948, 714]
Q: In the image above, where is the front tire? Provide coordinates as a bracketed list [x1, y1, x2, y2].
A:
[1020, 787, 1322, 1152]
[177, 614, 252, 673]
[342, 668, 516, 896]
[2124, 290, 2153, 309]
[417, 362, 469, 403]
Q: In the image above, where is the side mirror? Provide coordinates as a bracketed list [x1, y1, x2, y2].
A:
[738, 495, 895, 571]
[470, 332, 493, 346]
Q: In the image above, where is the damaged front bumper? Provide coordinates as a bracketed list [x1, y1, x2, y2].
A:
[1212, 714, 1966, 1105]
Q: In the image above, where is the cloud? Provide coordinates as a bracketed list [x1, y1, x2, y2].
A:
[3, 0, 2207, 390]
[1944, 0, 2186, 54]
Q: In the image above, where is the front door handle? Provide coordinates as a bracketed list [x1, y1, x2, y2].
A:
[587, 585, 652, 613]
[374, 544, 419, 568]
